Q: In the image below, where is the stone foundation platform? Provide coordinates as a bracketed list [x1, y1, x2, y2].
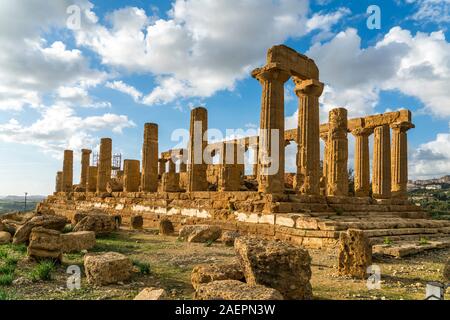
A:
[39, 192, 450, 250]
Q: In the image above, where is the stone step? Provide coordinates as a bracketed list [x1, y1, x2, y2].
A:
[363, 227, 450, 238]
[369, 233, 450, 244]
[372, 238, 450, 258]
[325, 219, 450, 231]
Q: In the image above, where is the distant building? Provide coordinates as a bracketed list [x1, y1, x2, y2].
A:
[425, 184, 442, 190]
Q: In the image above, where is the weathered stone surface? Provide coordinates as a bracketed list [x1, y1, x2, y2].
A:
[235, 236, 312, 300]
[372, 125, 391, 199]
[444, 258, 450, 281]
[73, 214, 116, 235]
[191, 263, 245, 290]
[195, 280, 283, 300]
[61, 231, 96, 253]
[179, 225, 221, 243]
[141, 123, 158, 192]
[130, 215, 143, 230]
[13, 215, 68, 244]
[134, 287, 167, 300]
[0, 231, 12, 244]
[106, 178, 123, 193]
[187, 107, 208, 192]
[0, 219, 18, 235]
[220, 231, 240, 246]
[159, 218, 174, 235]
[338, 229, 372, 279]
[62, 150, 73, 193]
[84, 252, 132, 285]
[27, 227, 62, 260]
[97, 138, 112, 193]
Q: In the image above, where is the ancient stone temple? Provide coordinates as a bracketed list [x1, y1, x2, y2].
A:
[42, 45, 449, 251]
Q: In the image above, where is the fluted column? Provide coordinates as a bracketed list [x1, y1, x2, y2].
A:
[326, 108, 348, 196]
[80, 149, 91, 189]
[62, 150, 73, 193]
[319, 131, 329, 196]
[86, 166, 97, 192]
[252, 66, 290, 194]
[158, 159, 167, 176]
[187, 107, 208, 192]
[97, 138, 112, 193]
[352, 128, 373, 197]
[55, 171, 63, 193]
[141, 123, 158, 192]
[391, 122, 414, 198]
[372, 125, 391, 199]
[123, 159, 140, 192]
[252, 139, 259, 177]
[294, 78, 324, 195]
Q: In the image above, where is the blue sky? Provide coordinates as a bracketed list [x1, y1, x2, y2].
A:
[0, 0, 450, 195]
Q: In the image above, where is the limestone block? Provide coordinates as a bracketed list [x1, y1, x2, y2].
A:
[73, 214, 116, 235]
[179, 225, 222, 243]
[219, 230, 240, 246]
[13, 215, 68, 244]
[0, 231, 11, 244]
[191, 263, 245, 290]
[234, 236, 312, 300]
[195, 280, 283, 300]
[338, 229, 372, 279]
[134, 288, 167, 300]
[61, 231, 96, 253]
[27, 227, 62, 260]
[84, 252, 133, 285]
[444, 258, 450, 281]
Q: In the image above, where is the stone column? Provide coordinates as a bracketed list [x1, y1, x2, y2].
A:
[168, 159, 176, 173]
[55, 171, 63, 193]
[179, 161, 187, 173]
[86, 166, 98, 192]
[218, 141, 241, 191]
[391, 122, 414, 198]
[158, 159, 167, 176]
[351, 128, 373, 197]
[80, 149, 91, 189]
[187, 107, 208, 192]
[62, 150, 73, 193]
[141, 123, 158, 192]
[97, 138, 112, 193]
[123, 159, 140, 192]
[252, 66, 290, 194]
[372, 125, 391, 199]
[294, 78, 324, 195]
[162, 158, 179, 192]
[326, 108, 348, 196]
[252, 140, 259, 177]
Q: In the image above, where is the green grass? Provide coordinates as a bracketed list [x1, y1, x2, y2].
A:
[0, 249, 8, 259]
[0, 264, 15, 275]
[133, 260, 151, 275]
[29, 261, 55, 282]
[419, 237, 429, 245]
[0, 288, 14, 300]
[0, 273, 14, 286]
[384, 237, 393, 246]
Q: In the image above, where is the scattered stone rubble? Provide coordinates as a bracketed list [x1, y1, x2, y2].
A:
[179, 225, 222, 243]
[195, 280, 283, 300]
[27, 227, 62, 261]
[191, 263, 245, 290]
[134, 288, 167, 300]
[84, 252, 133, 285]
[338, 229, 372, 279]
[61, 231, 96, 253]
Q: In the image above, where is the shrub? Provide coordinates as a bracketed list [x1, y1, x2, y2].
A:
[0, 273, 14, 286]
[419, 237, 429, 245]
[30, 261, 55, 282]
[133, 260, 151, 275]
[383, 237, 392, 246]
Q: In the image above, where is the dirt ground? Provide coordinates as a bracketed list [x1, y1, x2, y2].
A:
[0, 229, 448, 300]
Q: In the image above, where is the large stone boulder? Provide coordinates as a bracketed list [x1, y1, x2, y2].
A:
[0, 231, 12, 244]
[191, 263, 245, 290]
[159, 218, 174, 235]
[0, 219, 19, 235]
[84, 252, 133, 285]
[195, 280, 283, 300]
[133, 288, 167, 300]
[338, 229, 372, 279]
[27, 227, 62, 260]
[130, 215, 143, 230]
[179, 225, 222, 243]
[0, 220, 5, 232]
[220, 231, 240, 247]
[73, 209, 107, 224]
[444, 258, 450, 281]
[13, 214, 68, 244]
[61, 231, 96, 253]
[234, 237, 312, 300]
[73, 214, 116, 235]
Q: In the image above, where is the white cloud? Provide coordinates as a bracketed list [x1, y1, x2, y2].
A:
[106, 81, 143, 102]
[0, 104, 135, 157]
[304, 27, 450, 119]
[0, 1, 107, 111]
[73, 0, 348, 105]
[407, 0, 450, 24]
[410, 129, 450, 178]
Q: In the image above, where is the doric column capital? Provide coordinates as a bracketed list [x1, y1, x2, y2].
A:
[351, 127, 374, 137]
[81, 149, 92, 155]
[251, 65, 291, 84]
[293, 78, 324, 97]
[390, 121, 415, 132]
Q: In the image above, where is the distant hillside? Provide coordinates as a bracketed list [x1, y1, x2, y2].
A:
[0, 195, 46, 201]
[0, 196, 44, 214]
